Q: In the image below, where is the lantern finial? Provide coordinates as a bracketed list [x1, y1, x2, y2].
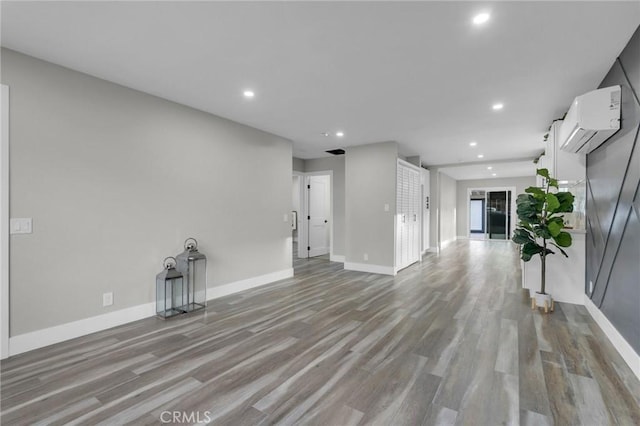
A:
[184, 238, 198, 251]
[163, 256, 177, 270]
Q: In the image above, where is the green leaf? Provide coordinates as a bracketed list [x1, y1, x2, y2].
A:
[516, 193, 535, 205]
[548, 178, 559, 188]
[520, 221, 533, 231]
[548, 221, 562, 237]
[525, 186, 545, 197]
[534, 227, 552, 239]
[546, 193, 560, 212]
[548, 216, 564, 225]
[537, 168, 550, 179]
[512, 228, 534, 245]
[553, 231, 572, 247]
[522, 242, 543, 257]
[555, 192, 575, 213]
[516, 199, 540, 223]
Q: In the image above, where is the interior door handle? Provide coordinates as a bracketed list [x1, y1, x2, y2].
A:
[324, 220, 328, 223]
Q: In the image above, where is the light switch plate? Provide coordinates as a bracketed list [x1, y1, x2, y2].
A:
[10, 218, 32, 234]
[384, 203, 390, 212]
[283, 213, 288, 222]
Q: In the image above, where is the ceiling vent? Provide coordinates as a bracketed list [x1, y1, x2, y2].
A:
[326, 149, 345, 155]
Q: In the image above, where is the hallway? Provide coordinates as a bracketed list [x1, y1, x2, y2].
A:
[1, 240, 639, 425]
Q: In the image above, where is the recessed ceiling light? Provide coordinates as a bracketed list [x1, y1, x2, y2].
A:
[336, 131, 345, 137]
[473, 13, 490, 25]
[487, 166, 493, 170]
[243, 90, 255, 98]
[469, 141, 477, 147]
[492, 173, 497, 176]
[492, 103, 504, 110]
[477, 154, 484, 159]
[321, 132, 329, 137]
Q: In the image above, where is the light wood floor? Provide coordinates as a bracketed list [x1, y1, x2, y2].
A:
[1, 240, 639, 425]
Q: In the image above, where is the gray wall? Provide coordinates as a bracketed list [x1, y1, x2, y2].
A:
[586, 26, 640, 354]
[345, 141, 397, 267]
[292, 157, 305, 173]
[439, 172, 457, 246]
[456, 176, 536, 237]
[304, 156, 345, 257]
[2, 49, 293, 336]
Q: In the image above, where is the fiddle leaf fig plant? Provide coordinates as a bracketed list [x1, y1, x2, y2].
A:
[512, 168, 575, 295]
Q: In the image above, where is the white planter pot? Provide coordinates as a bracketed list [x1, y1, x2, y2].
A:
[531, 292, 554, 313]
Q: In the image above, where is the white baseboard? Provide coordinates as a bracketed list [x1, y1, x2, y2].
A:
[427, 247, 438, 253]
[440, 238, 456, 249]
[456, 235, 468, 240]
[330, 254, 345, 263]
[584, 294, 640, 380]
[9, 302, 155, 357]
[206, 268, 293, 299]
[8, 268, 294, 357]
[344, 262, 395, 276]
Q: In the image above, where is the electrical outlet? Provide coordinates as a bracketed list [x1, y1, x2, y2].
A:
[103, 292, 113, 307]
[10, 218, 32, 234]
[364, 253, 368, 261]
[589, 281, 593, 294]
[384, 203, 389, 212]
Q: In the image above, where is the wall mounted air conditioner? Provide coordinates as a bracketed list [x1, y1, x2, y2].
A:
[559, 85, 621, 154]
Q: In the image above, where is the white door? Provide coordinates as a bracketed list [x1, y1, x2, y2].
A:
[396, 162, 421, 271]
[307, 175, 330, 257]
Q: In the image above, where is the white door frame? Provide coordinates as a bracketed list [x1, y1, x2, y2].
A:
[292, 172, 304, 245]
[466, 186, 516, 240]
[1, 85, 10, 359]
[299, 170, 333, 260]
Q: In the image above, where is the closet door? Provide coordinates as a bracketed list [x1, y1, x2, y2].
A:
[410, 168, 420, 263]
[414, 170, 421, 260]
[396, 162, 423, 271]
[406, 167, 414, 265]
[402, 167, 410, 267]
[396, 166, 404, 268]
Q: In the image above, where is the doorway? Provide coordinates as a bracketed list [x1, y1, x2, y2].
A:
[292, 171, 332, 261]
[467, 187, 515, 241]
[306, 175, 330, 258]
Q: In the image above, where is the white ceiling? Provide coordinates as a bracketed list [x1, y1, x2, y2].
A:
[1, 1, 639, 180]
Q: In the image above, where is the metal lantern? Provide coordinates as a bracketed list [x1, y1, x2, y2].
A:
[156, 257, 187, 319]
[176, 238, 207, 312]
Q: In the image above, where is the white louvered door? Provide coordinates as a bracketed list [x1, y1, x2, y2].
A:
[396, 161, 422, 272]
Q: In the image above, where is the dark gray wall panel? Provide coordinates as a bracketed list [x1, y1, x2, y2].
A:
[600, 206, 640, 353]
[619, 25, 640, 101]
[587, 75, 640, 304]
[586, 25, 640, 355]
